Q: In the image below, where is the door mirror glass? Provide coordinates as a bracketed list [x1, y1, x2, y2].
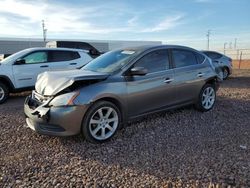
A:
[15, 59, 26, 65]
[130, 67, 148, 76]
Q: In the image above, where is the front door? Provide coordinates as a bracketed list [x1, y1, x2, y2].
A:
[13, 51, 50, 88]
[126, 49, 176, 117]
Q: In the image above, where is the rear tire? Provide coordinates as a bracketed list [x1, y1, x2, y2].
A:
[81, 101, 121, 143]
[0, 82, 9, 104]
[222, 68, 229, 80]
[195, 84, 216, 112]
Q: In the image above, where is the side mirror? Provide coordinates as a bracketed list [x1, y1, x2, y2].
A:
[130, 67, 148, 76]
[89, 49, 100, 55]
[15, 59, 26, 65]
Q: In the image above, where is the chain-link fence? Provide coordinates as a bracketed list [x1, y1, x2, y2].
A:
[213, 49, 250, 69]
[215, 49, 250, 60]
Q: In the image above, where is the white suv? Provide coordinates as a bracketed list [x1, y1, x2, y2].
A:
[0, 47, 92, 103]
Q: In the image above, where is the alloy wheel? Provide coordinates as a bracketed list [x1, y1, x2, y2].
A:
[0, 87, 5, 101]
[89, 106, 119, 141]
[223, 69, 228, 79]
[202, 87, 215, 110]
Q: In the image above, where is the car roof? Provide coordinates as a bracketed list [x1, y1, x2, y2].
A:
[201, 50, 223, 54]
[121, 45, 201, 53]
[23, 47, 86, 52]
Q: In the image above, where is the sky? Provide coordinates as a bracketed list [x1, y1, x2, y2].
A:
[0, 0, 250, 50]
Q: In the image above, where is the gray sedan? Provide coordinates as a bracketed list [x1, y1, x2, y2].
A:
[202, 50, 232, 80]
[24, 45, 220, 143]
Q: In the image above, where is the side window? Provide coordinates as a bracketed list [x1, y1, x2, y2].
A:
[23, 51, 47, 64]
[71, 51, 81, 59]
[195, 53, 205, 64]
[134, 50, 169, 73]
[49, 51, 80, 62]
[172, 50, 197, 68]
[204, 52, 222, 59]
[211, 52, 222, 59]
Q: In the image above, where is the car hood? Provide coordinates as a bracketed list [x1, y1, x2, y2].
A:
[35, 69, 109, 96]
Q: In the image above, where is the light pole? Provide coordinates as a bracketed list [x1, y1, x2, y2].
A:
[206, 30, 211, 50]
[42, 20, 47, 46]
[224, 42, 227, 54]
[234, 38, 237, 49]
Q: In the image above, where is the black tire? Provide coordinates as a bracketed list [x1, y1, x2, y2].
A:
[82, 101, 121, 143]
[0, 82, 9, 104]
[222, 67, 229, 80]
[195, 84, 216, 112]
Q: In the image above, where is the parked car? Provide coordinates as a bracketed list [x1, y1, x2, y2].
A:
[24, 45, 220, 143]
[0, 47, 92, 103]
[46, 41, 104, 58]
[0, 54, 11, 61]
[201, 50, 232, 80]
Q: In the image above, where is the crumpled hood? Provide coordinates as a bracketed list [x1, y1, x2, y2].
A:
[35, 69, 109, 96]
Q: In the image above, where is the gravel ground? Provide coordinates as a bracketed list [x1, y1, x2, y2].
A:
[0, 70, 249, 188]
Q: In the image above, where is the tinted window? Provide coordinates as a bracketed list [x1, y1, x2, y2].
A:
[203, 52, 222, 59]
[172, 50, 197, 68]
[23, 51, 47, 64]
[49, 51, 80, 62]
[134, 50, 169, 73]
[195, 53, 205, 64]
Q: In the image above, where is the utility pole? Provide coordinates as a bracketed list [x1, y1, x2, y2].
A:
[206, 30, 211, 50]
[229, 42, 232, 49]
[234, 38, 237, 49]
[42, 20, 47, 46]
[224, 42, 227, 54]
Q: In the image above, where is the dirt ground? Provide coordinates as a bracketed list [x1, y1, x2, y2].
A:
[232, 60, 250, 69]
[0, 70, 250, 187]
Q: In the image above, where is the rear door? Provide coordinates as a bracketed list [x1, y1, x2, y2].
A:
[126, 49, 176, 117]
[12, 50, 50, 88]
[48, 50, 81, 70]
[171, 49, 206, 103]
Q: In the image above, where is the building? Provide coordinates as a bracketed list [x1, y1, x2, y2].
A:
[0, 38, 162, 55]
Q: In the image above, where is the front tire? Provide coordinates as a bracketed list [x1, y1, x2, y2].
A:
[195, 84, 216, 112]
[0, 82, 9, 104]
[82, 101, 121, 143]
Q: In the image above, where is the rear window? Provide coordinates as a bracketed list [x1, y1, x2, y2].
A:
[49, 51, 80, 62]
[172, 49, 197, 68]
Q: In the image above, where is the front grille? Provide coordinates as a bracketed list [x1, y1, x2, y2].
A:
[39, 123, 65, 132]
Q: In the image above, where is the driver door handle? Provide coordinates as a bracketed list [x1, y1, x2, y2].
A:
[197, 72, 204, 77]
[40, 65, 49, 68]
[164, 78, 174, 83]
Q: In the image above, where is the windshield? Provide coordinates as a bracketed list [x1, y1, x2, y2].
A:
[82, 49, 140, 73]
[0, 48, 32, 64]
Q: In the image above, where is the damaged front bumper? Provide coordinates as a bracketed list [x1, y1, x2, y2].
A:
[24, 95, 88, 136]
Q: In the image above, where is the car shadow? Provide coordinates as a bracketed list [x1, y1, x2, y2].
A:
[220, 76, 250, 89]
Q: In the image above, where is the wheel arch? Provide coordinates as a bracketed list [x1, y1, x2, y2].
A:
[0, 76, 14, 92]
[93, 97, 125, 123]
[205, 76, 220, 91]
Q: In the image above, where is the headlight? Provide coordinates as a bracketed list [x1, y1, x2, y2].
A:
[49, 91, 80, 107]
